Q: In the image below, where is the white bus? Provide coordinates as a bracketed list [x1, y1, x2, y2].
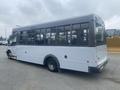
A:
[6, 14, 108, 73]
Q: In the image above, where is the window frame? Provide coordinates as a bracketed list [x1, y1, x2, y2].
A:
[16, 22, 91, 47]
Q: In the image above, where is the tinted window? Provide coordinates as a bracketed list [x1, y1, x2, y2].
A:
[65, 25, 71, 45]
[35, 30, 43, 45]
[19, 31, 28, 44]
[96, 22, 105, 45]
[51, 27, 57, 45]
[71, 24, 80, 45]
[45, 28, 51, 45]
[8, 32, 17, 46]
[18, 23, 89, 46]
[40, 29, 46, 45]
[80, 23, 89, 45]
[27, 30, 36, 45]
[71, 30, 78, 45]
[57, 26, 66, 45]
[36, 30, 41, 41]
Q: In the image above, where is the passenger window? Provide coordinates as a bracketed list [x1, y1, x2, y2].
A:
[67, 31, 71, 44]
[19, 31, 28, 44]
[84, 29, 87, 33]
[58, 26, 66, 45]
[36, 30, 41, 41]
[80, 23, 89, 45]
[35, 30, 41, 45]
[41, 34, 44, 39]
[71, 24, 80, 45]
[27, 30, 36, 45]
[40, 29, 46, 45]
[71, 30, 77, 45]
[65, 25, 71, 45]
[51, 27, 57, 45]
[59, 32, 66, 45]
[45, 28, 51, 45]
[36, 34, 41, 41]
[83, 29, 87, 41]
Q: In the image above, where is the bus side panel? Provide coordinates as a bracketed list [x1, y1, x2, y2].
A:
[59, 47, 96, 72]
[15, 45, 96, 72]
[16, 45, 45, 64]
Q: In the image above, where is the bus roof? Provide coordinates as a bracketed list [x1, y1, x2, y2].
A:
[13, 14, 101, 32]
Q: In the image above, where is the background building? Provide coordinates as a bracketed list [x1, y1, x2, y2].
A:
[0, 36, 7, 45]
[105, 29, 120, 37]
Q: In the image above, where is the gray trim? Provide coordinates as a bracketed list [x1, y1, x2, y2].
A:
[13, 14, 97, 32]
[10, 14, 105, 47]
[89, 19, 95, 47]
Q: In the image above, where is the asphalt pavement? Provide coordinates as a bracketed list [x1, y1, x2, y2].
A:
[0, 46, 120, 90]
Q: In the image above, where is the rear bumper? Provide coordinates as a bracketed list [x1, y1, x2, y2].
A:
[88, 60, 108, 73]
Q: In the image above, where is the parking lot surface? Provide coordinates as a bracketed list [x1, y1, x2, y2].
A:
[0, 46, 120, 90]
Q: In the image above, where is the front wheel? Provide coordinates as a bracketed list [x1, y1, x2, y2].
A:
[47, 60, 58, 72]
[6, 50, 12, 59]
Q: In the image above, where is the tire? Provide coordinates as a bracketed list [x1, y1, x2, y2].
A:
[6, 50, 12, 59]
[46, 59, 58, 72]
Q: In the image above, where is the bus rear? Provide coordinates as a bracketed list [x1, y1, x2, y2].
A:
[89, 15, 108, 72]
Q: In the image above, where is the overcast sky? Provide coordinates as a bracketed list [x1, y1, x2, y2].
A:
[0, 0, 120, 38]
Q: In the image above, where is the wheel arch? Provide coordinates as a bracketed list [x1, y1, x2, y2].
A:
[43, 54, 60, 68]
[6, 49, 12, 54]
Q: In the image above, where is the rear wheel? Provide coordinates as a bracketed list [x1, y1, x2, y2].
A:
[46, 59, 58, 72]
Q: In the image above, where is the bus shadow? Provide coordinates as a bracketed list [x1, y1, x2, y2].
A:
[9, 58, 45, 69]
[60, 68, 109, 81]
[60, 69, 101, 79]
[9, 58, 105, 80]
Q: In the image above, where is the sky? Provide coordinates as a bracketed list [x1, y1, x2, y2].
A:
[0, 0, 120, 38]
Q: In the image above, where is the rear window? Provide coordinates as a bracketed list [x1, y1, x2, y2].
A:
[95, 22, 105, 45]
